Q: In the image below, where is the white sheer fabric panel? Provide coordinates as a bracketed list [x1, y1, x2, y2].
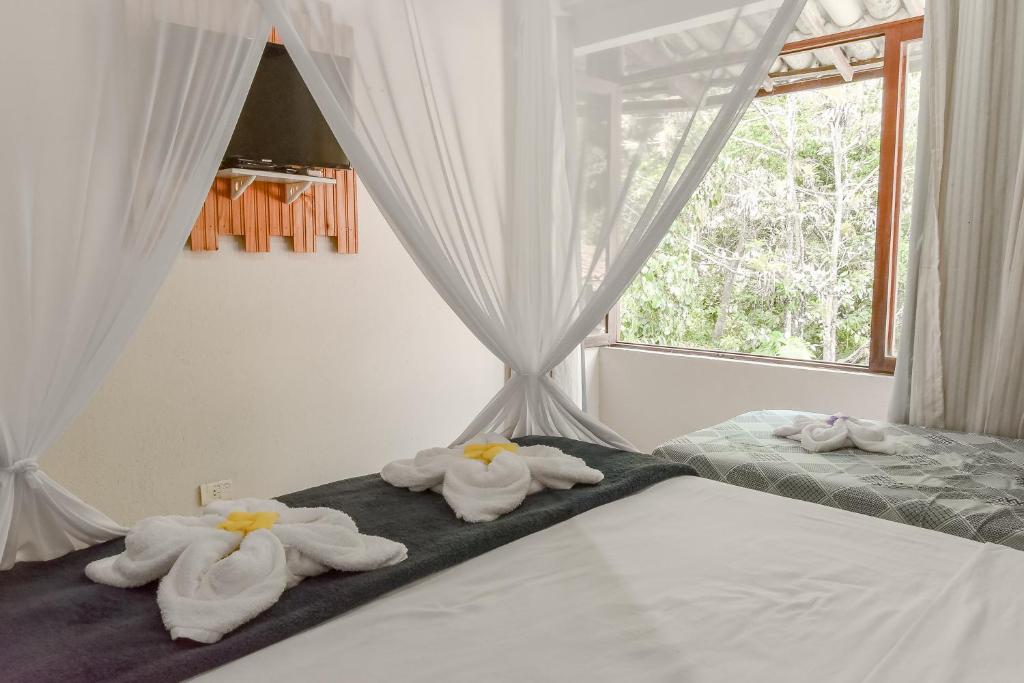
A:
[0, 1, 269, 568]
[265, 0, 804, 447]
[889, 1, 1024, 437]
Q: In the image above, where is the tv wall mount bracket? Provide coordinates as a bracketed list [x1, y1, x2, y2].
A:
[216, 168, 337, 205]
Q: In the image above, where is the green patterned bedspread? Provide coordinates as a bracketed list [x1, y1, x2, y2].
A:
[653, 410, 1024, 550]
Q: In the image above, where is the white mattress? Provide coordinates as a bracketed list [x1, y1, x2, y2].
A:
[197, 477, 1023, 683]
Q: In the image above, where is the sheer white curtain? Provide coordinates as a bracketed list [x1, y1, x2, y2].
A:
[0, 1, 269, 569]
[889, 0, 1024, 438]
[265, 0, 804, 448]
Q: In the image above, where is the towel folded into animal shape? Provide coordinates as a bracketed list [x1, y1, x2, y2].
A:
[85, 498, 407, 643]
[772, 414, 901, 454]
[381, 434, 604, 522]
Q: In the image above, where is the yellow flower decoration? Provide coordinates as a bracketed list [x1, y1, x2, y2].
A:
[218, 511, 280, 535]
[462, 442, 519, 464]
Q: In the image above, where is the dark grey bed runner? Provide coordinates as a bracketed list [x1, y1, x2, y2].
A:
[0, 437, 693, 683]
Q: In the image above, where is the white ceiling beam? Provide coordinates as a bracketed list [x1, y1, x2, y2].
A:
[624, 42, 705, 108]
[798, 1, 856, 82]
[828, 46, 855, 81]
[619, 50, 753, 85]
[623, 92, 731, 114]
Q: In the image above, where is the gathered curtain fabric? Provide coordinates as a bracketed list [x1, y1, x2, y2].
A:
[889, 0, 1024, 437]
[264, 0, 805, 448]
[0, 1, 270, 569]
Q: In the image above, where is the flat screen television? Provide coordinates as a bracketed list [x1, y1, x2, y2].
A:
[223, 43, 349, 170]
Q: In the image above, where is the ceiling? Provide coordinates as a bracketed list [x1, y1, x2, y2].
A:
[574, 0, 926, 107]
[773, 0, 925, 77]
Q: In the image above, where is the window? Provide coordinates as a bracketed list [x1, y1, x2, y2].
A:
[613, 17, 923, 373]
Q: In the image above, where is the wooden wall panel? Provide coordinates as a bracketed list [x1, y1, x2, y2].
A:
[191, 202, 212, 251]
[291, 191, 309, 253]
[313, 183, 327, 237]
[203, 191, 217, 249]
[267, 183, 282, 237]
[188, 169, 358, 254]
[228, 178, 243, 235]
[338, 170, 358, 253]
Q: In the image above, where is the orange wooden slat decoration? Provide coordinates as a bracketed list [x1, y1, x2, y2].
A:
[229, 180, 243, 235]
[202, 189, 218, 250]
[351, 173, 359, 253]
[268, 27, 282, 45]
[313, 182, 328, 236]
[303, 188, 316, 250]
[339, 172, 350, 253]
[342, 171, 358, 253]
[267, 183, 283, 237]
[291, 188, 308, 252]
[188, 170, 358, 253]
[334, 170, 352, 253]
[242, 180, 258, 252]
[215, 178, 232, 235]
[299, 191, 316, 252]
[189, 203, 210, 251]
[254, 181, 270, 252]
[279, 183, 293, 237]
[333, 170, 346, 251]
[324, 169, 338, 237]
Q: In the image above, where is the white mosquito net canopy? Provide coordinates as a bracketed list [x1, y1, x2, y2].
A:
[0, 0, 802, 567]
[264, 0, 804, 446]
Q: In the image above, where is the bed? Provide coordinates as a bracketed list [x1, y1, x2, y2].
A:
[5, 435, 1024, 682]
[654, 410, 1024, 550]
[200, 476, 1023, 683]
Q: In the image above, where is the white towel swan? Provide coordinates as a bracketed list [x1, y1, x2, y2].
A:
[85, 498, 407, 643]
[772, 414, 902, 454]
[381, 435, 604, 522]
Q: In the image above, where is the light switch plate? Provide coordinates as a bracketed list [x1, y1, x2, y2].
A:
[198, 479, 233, 506]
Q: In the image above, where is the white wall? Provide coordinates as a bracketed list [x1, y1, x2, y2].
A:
[598, 346, 893, 452]
[42, 184, 503, 524]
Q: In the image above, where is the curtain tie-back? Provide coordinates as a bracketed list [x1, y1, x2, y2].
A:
[1, 460, 39, 476]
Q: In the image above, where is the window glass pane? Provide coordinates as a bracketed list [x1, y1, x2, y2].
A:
[891, 39, 923, 356]
[619, 78, 883, 365]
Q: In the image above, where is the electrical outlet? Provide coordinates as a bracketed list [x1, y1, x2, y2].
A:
[198, 479, 233, 506]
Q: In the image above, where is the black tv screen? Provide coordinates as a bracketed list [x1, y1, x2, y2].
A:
[224, 43, 349, 170]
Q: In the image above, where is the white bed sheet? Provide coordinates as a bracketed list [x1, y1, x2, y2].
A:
[197, 477, 1019, 683]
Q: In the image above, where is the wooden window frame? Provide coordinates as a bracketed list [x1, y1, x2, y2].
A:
[604, 16, 924, 375]
[774, 17, 923, 374]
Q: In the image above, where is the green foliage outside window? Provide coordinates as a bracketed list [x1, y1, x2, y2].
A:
[620, 79, 896, 364]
